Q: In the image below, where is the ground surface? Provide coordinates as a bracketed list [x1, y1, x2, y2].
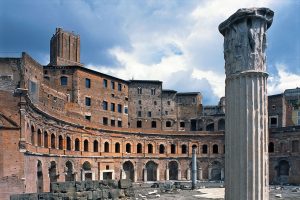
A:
[132, 182, 300, 200]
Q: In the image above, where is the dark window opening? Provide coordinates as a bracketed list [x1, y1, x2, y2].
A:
[202, 144, 208, 154]
[118, 104, 122, 113]
[213, 144, 218, 154]
[58, 135, 63, 150]
[166, 121, 171, 127]
[171, 144, 176, 154]
[137, 120, 142, 128]
[75, 139, 80, 151]
[118, 83, 122, 91]
[137, 143, 142, 153]
[148, 111, 152, 117]
[103, 79, 108, 88]
[181, 145, 187, 154]
[111, 103, 115, 112]
[180, 122, 185, 128]
[268, 142, 274, 153]
[104, 142, 109, 153]
[103, 117, 108, 125]
[115, 143, 120, 153]
[103, 101, 108, 110]
[85, 115, 91, 121]
[126, 143, 131, 153]
[148, 144, 153, 154]
[84, 140, 89, 152]
[111, 119, 115, 127]
[85, 78, 91, 88]
[66, 137, 71, 150]
[159, 144, 165, 154]
[118, 120, 122, 127]
[151, 121, 157, 128]
[85, 97, 91, 106]
[60, 76, 68, 86]
[111, 81, 115, 90]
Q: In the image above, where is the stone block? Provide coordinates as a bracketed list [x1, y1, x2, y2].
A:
[109, 189, 120, 200]
[85, 181, 94, 191]
[107, 180, 118, 189]
[118, 179, 132, 189]
[102, 189, 109, 199]
[76, 181, 85, 192]
[50, 182, 61, 193]
[61, 182, 76, 193]
[92, 190, 102, 199]
[10, 193, 38, 200]
[81, 191, 93, 200]
[124, 187, 135, 197]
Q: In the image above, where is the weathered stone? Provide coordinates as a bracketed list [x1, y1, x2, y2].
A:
[118, 179, 132, 189]
[109, 189, 120, 199]
[219, 7, 274, 200]
[76, 182, 85, 192]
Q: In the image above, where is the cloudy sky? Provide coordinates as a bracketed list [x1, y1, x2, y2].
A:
[1, 0, 299, 104]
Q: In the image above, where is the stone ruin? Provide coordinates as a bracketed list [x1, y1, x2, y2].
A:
[10, 179, 134, 200]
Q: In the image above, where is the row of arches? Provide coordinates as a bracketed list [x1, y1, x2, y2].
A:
[29, 125, 223, 154]
[269, 140, 299, 153]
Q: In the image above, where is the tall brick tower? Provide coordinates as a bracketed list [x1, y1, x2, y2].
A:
[49, 28, 82, 66]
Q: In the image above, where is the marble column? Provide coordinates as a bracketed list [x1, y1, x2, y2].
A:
[187, 168, 191, 180]
[219, 8, 274, 200]
[197, 167, 203, 180]
[166, 168, 169, 181]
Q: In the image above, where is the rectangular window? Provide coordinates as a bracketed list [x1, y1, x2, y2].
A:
[85, 115, 91, 121]
[165, 111, 168, 115]
[137, 120, 142, 128]
[167, 101, 170, 105]
[103, 79, 107, 88]
[138, 111, 142, 117]
[137, 87, 142, 94]
[111, 119, 115, 127]
[180, 122, 185, 128]
[103, 117, 108, 125]
[118, 104, 122, 113]
[148, 111, 151, 117]
[118, 83, 122, 91]
[111, 81, 115, 90]
[151, 88, 156, 95]
[269, 116, 278, 127]
[124, 106, 128, 114]
[85, 78, 91, 88]
[103, 101, 108, 110]
[151, 121, 156, 128]
[60, 76, 68, 86]
[111, 103, 115, 112]
[118, 120, 122, 127]
[85, 97, 91, 106]
[138, 100, 142, 105]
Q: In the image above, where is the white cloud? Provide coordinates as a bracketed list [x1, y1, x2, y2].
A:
[268, 63, 300, 94]
[86, 0, 289, 104]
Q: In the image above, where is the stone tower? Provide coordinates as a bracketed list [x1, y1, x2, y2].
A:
[49, 28, 82, 66]
[219, 8, 274, 200]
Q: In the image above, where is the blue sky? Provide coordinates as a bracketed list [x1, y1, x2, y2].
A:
[1, 0, 299, 104]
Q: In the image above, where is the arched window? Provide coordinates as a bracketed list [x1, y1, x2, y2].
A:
[93, 140, 98, 152]
[159, 144, 165, 154]
[137, 143, 142, 153]
[115, 142, 120, 153]
[31, 125, 35, 145]
[75, 138, 80, 151]
[84, 140, 89, 152]
[44, 131, 48, 148]
[171, 144, 176, 154]
[206, 122, 214, 131]
[126, 143, 131, 153]
[37, 129, 42, 146]
[104, 142, 109, 153]
[66, 136, 71, 151]
[58, 135, 63, 150]
[51, 134, 56, 149]
[213, 144, 218, 154]
[202, 144, 208, 154]
[181, 144, 187, 154]
[268, 142, 274, 153]
[148, 144, 153, 154]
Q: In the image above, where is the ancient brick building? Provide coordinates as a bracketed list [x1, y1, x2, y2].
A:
[0, 28, 299, 199]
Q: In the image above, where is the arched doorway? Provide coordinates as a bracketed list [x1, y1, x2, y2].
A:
[277, 160, 290, 184]
[82, 161, 92, 181]
[146, 161, 157, 181]
[37, 160, 43, 193]
[65, 161, 75, 181]
[169, 161, 178, 180]
[210, 161, 222, 181]
[123, 161, 134, 181]
[49, 161, 58, 183]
